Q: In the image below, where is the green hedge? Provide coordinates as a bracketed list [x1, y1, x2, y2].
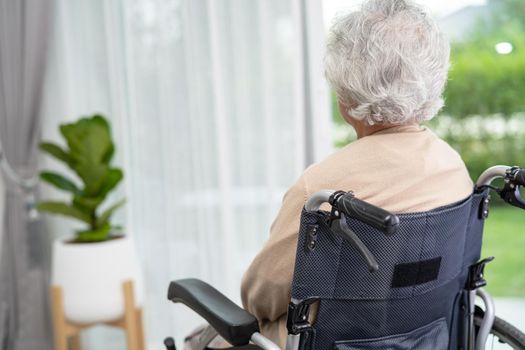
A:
[444, 33, 525, 118]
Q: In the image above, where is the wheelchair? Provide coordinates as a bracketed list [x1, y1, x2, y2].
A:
[164, 165, 525, 350]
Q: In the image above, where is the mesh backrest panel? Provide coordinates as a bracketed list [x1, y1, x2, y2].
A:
[290, 191, 488, 350]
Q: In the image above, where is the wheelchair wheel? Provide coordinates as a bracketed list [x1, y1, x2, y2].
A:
[475, 306, 525, 349]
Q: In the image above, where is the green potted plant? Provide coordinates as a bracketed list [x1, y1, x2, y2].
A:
[39, 115, 143, 323]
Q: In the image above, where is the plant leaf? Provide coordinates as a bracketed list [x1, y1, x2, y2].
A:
[73, 165, 122, 199]
[96, 198, 126, 228]
[73, 195, 103, 212]
[39, 142, 75, 167]
[59, 115, 113, 165]
[98, 168, 123, 198]
[37, 201, 91, 224]
[75, 223, 112, 242]
[39, 172, 80, 194]
[74, 162, 108, 196]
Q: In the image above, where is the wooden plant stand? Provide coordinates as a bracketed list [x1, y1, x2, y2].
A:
[51, 280, 145, 350]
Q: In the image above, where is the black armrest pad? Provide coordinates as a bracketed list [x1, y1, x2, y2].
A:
[167, 278, 260, 346]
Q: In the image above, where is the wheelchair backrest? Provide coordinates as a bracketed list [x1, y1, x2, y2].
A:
[290, 190, 488, 350]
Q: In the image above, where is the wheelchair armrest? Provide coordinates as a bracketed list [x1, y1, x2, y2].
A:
[167, 278, 260, 346]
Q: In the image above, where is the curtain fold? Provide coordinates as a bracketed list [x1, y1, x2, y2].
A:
[0, 0, 54, 349]
[41, 0, 330, 348]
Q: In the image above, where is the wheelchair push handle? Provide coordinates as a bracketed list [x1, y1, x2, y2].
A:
[502, 167, 525, 210]
[512, 168, 525, 187]
[476, 165, 525, 210]
[305, 190, 399, 272]
[331, 191, 399, 235]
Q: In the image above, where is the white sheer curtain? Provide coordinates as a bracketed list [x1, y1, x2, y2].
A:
[41, 0, 331, 349]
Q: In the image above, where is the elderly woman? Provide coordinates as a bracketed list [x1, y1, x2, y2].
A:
[241, 0, 472, 348]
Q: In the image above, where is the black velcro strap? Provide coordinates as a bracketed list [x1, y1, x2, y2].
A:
[391, 257, 442, 288]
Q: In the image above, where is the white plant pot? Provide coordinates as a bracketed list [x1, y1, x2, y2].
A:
[51, 235, 144, 324]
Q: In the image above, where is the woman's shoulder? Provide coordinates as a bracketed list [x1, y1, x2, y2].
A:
[302, 126, 424, 178]
[301, 125, 470, 195]
[300, 140, 368, 192]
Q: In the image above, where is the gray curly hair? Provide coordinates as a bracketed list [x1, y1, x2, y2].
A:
[324, 0, 450, 125]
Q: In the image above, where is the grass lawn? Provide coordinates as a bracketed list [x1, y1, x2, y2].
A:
[482, 205, 525, 297]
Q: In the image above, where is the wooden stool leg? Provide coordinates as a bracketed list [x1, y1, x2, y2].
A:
[135, 308, 146, 350]
[123, 281, 140, 350]
[52, 282, 144, 350]
[70, 333, 81, 350]
[51, 286, 69, 350]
